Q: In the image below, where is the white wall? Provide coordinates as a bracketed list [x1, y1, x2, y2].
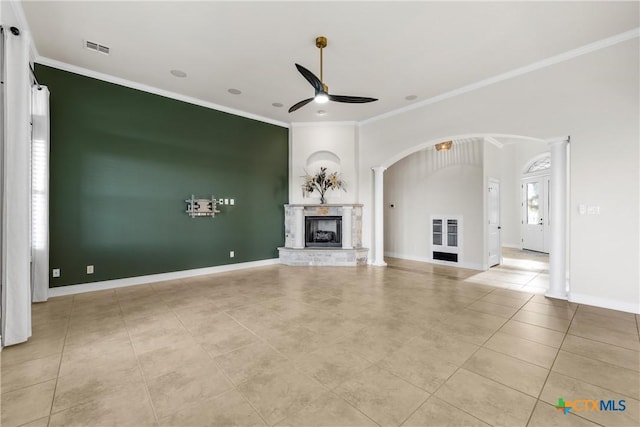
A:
[384, 139, 484, 269]
[357, 38, 639, 313]
[289, 123, 358, 205]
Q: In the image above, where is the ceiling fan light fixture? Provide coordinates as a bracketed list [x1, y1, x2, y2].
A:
[288, 36, 378, 113]
[314, 92, 329, 104]
[435, 141, 453, 151]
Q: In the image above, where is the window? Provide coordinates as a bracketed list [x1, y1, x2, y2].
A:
[526, 182, 540, 225]
[526, 156, 550, 174]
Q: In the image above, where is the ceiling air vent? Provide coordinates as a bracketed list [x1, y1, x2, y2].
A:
[85, 40, 110, 55]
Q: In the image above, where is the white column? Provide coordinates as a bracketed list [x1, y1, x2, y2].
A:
[546, 137, 569, 300]
[372, 166, 387, 266]
[294, 206, 305, 249]
[342, 206, 353, 249]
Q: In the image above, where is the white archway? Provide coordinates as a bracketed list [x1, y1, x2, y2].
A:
[371, 133, 569, 300]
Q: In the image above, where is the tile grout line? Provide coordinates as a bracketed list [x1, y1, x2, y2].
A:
[398, 288, 539, 426]
[172, 308, 272, 427]
[115, 290, 161, 426]
[45, 296, 73, 427]
[222, 308, 381, 426]
[523, 302, 600, 427]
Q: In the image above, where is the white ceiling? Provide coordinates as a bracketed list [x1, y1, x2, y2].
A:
[22, 1, 639, 125]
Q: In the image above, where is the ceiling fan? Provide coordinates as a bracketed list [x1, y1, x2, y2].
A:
[289, 36, 378, 113]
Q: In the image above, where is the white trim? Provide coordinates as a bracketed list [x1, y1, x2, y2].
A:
[485, 136, 504, 149]
[381, 133, 544, 169]
[48, 258, 279, 297]
[290, 121, 357, 128]
[569, 292, 640, 315]
[8, 0, 39, 60]
[34, 57, 290, 129]
[384, 252, 484, 271]
[361, 28, 640, 125]
[502, 243, 522, 249]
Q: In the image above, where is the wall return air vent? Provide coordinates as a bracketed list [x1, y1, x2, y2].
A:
[85, 40, 110, 55]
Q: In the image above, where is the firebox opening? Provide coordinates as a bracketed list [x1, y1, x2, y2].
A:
[305, 216, 342, 248]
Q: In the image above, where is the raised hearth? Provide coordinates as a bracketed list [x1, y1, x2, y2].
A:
[278, 204, 368, 266]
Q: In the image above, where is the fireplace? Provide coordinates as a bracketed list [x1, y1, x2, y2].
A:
[280, 204, 367, 266]
[305, 216, 342, 247]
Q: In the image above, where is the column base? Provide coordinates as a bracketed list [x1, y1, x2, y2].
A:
[371, 261, 387, 267]
[544, 290, 568, 300]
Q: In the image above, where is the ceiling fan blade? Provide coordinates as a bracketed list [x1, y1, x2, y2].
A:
[288, 97, 314, 113]
[329, 94, 378, 104]
[295, 63, 323, 93]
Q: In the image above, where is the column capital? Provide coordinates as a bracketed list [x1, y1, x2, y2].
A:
[547, 136, 570, 147]
[372, 166, 387, 173]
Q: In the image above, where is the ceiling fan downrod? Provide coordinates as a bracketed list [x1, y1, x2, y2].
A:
[316, 36, 328, 92]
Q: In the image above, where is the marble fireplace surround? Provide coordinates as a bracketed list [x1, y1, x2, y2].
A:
[278, 204, 368, 266]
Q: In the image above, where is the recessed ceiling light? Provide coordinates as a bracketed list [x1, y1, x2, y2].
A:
[405, 95, 417, 101]
[317, 110, 327, 116]
[170, 69, 187, 78]
[228, 88, 242, 95]
[272, 102, 283, 108]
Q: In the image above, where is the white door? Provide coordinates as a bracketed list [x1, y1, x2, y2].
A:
[488, 179, 501, 267]
[522, 176, 550, 253]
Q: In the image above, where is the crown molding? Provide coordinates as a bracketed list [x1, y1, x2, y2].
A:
[361, 27, 640, 126]
[290, 121, 358, 128]
[35, 56, 290, 129]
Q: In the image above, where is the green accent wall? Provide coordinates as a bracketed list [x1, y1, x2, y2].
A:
[36, 65, 289, 287]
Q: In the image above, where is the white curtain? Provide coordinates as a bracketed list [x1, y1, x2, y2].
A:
[2, 26, 32, 346]
[31, 86, 49, 303]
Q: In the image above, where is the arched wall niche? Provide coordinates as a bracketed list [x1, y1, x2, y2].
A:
[289, 123, 358, 205]
[305, 150, 341, 174]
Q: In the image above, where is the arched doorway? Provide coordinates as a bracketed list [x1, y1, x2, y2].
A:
[371, 134, 569, 300]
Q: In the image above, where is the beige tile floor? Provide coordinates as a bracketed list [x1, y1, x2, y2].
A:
[2, 248, 639, 426]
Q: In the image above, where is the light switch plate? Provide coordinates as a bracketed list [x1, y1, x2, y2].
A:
[230, 251, 235, 258]
[87, 265, 94, 274]
[52, 268, 60, 278]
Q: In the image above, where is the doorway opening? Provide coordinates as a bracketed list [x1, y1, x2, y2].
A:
[521, 153, 551, 253]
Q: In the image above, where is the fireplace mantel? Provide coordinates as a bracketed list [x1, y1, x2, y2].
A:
[279, 204, 368, 266]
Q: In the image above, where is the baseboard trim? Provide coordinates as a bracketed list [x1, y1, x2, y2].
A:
[48, 259, 280, 297]
[502, 244, 522, 249]
[384, 252, 484, 271]
[569, 292, 640, 315]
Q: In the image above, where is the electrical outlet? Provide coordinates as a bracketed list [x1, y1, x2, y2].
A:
[230, 199, 235, 205]
[224, 199, 229, 205]
[230, 251, 235, 258]
[87, 265, 94, 274]
[52, 268, 60, 278]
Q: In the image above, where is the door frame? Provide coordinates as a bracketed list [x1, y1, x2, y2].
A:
[521, 152, 551, 253]
[521, 174, 550, 253]
[487, 177, 501, 267]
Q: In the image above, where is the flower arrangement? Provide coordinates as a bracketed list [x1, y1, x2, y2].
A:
[302, 167, 346, 204]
